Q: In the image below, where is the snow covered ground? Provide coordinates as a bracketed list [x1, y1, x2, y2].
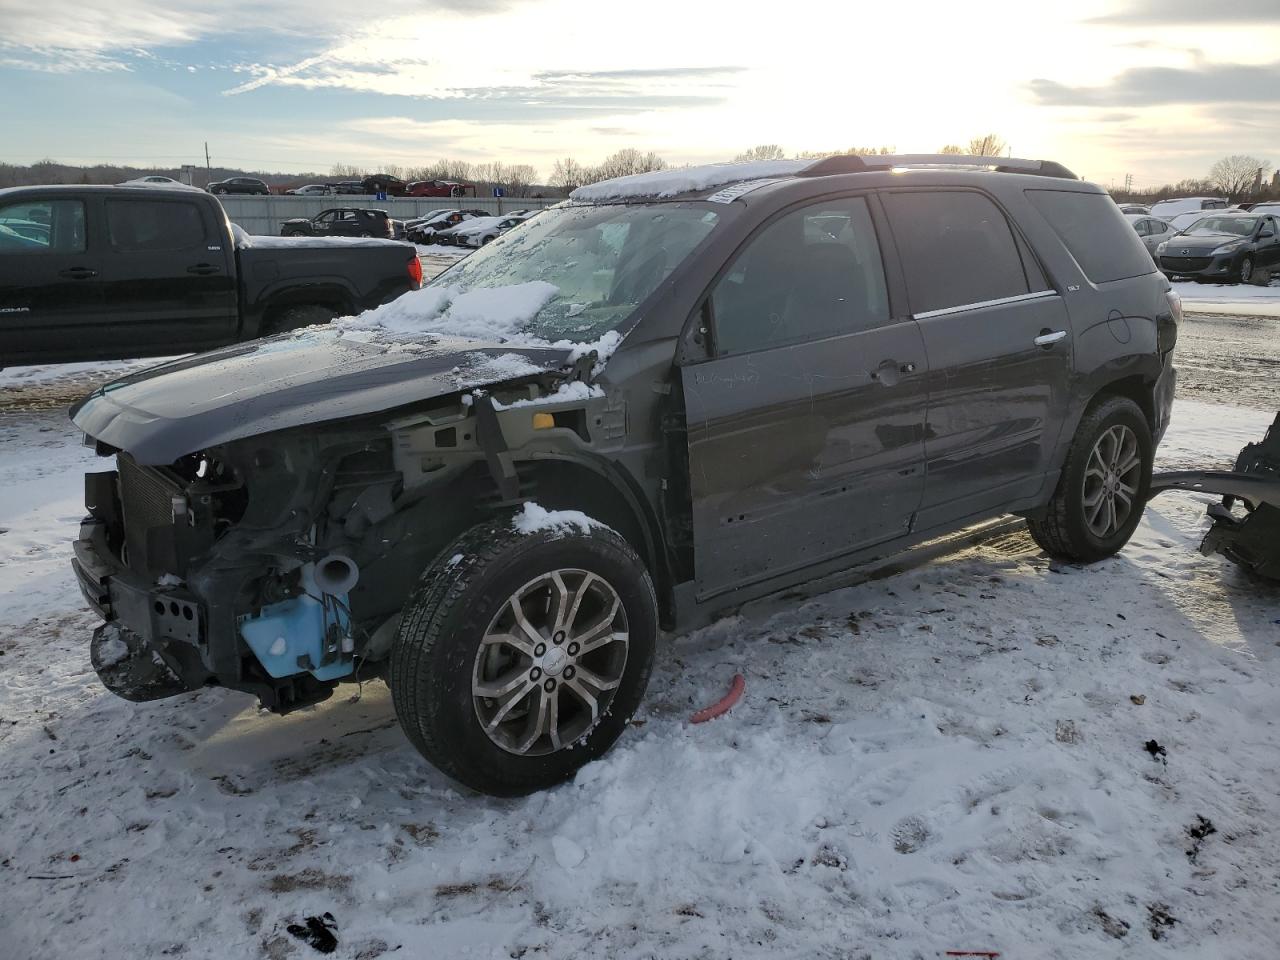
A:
[1172, 276, 1280, 317]
[2, 373, 1278, 957]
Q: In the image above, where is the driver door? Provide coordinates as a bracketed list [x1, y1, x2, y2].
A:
[680, 195, 929, 601]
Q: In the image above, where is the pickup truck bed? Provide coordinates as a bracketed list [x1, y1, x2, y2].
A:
[0, 184, 422, 366]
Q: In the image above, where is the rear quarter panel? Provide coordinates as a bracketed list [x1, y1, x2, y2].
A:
[1000, 184, 1168, 467]
[237, 244, 416, 336]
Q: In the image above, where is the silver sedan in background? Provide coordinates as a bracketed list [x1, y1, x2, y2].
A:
[1126, 213, 1176, 254]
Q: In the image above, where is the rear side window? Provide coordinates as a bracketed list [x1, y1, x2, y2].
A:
[1026, 190, 1155, 284]
[883, 191, 1031, 315]
[106, 200, 205, 252]
[0, 199, 85, 254]
[711, 196, 890, 356]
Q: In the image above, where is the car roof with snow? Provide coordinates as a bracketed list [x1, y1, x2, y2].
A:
[567, 154, 1082, 206]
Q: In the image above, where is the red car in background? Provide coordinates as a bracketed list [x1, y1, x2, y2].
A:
[406, 179, 477, 198]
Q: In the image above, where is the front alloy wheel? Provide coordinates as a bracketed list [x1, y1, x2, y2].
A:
[473, 570, 629, 756]
[390, 515, 657, 796]
[1238, 256, 1254, 283]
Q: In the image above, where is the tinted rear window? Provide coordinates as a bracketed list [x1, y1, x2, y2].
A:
[883, 190, 1031, 314]
[106, 199, 205, 252]
[1026, 190, 1155, 284]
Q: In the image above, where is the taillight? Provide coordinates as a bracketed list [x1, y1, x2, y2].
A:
[407, 255, 424, 289]
[1159, 289, 1181, 355]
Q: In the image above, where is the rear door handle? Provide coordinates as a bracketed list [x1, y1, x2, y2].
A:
[870, 359, 916, 386]
[58, 267, 98, 280]
[1034, 329, 1068, 347]
[187, 263, 221, 275]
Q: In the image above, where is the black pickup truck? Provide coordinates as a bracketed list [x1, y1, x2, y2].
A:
[0, 185, 424, 366]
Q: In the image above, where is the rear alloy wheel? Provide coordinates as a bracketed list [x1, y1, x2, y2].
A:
[1027, 395, 1153, 563]
[390, 516, 657, 796]
[1238, 256, 1254, 284]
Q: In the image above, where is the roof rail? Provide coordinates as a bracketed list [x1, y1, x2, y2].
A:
[799, 153, 1078, 181]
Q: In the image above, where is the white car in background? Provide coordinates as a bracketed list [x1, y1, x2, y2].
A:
[118, 176, 202, 191]
[1150, 196, 1229, 219]
[1126, 213, 1176, 253]
[286, 184, 333, 196]
[448, 212, 536, 248]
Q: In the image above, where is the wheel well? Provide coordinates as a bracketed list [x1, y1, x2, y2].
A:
[520, 460, 675, 628]
[1090, 374, 1155, 429]
[260, 292, 352, 331]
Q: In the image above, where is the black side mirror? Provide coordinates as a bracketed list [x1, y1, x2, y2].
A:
[1259, 227, 1275, 239]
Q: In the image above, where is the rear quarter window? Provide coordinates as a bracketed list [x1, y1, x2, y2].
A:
[1026, 189, 1155, 284]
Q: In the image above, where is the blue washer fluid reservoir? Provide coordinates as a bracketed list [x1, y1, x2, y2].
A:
[239, 593, 354, 682]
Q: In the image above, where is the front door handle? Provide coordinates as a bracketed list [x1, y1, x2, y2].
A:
[58, 267, 98, 280]
[1034, 329, 1068, 347]
[187, 263, 221, 275]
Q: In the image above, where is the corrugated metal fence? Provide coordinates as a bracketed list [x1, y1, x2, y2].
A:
[218, 195, 562, 236]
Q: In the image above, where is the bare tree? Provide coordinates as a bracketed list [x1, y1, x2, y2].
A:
[550, 157, 587, 195]
[735, 144, 786, 162]
[939, 144, 965, 155]
[1209, 155, 1269, 201]
[505, 163, 538, 197]
[330, 163, 366, 178]
[966, 133, 1007, 157]
[795, 145, 894, 159]
[594, 149, 667, 181]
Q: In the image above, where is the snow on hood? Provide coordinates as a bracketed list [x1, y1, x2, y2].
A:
[570, 159, 809, 202]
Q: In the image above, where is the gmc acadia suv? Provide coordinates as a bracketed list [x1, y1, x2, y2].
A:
[70, 153, 1179, 796]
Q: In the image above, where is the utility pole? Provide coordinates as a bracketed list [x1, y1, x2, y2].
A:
[1124, 173, 1133, 194]
[205, 142, 212, 185]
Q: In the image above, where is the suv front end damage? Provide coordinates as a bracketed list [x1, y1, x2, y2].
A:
[70, 349, 620, 714]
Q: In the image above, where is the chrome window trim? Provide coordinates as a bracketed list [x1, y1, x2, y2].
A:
[913, 289, 1060, 321]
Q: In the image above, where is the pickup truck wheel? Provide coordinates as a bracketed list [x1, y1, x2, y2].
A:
[390, 515, 657, 796]
[1027, 395, 1152, 563]
[261, 304, 336, 336]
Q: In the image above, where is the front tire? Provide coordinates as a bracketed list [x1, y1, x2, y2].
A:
[1027, 395, 1153, 563]
[1237, 256, 1254, 284]
[390, 515, 657, 796]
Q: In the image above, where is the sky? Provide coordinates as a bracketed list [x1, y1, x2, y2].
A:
[0, 0, 1277, 188]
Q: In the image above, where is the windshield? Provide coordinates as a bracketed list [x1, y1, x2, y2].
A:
[434, 203, 721, 342]
[1184, 216, 1257, 236]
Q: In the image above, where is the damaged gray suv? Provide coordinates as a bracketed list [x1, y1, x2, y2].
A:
[71, 154, 1179, 795]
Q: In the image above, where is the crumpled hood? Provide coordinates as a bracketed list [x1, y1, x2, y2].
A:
[70, 330, 570, 464]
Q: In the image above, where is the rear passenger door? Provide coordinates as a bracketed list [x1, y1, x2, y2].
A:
[681, 195, 929, 600]
[881, 189, 1072, 530]
[0, 195, 102, 364]
[100, 196, 237, 352]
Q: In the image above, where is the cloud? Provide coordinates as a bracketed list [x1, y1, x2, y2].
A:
[1029, 60, 1280, 106]
[1087, 0, 1280, 25]
[0, 0, 511, 60]
[534, 66, 746, 81]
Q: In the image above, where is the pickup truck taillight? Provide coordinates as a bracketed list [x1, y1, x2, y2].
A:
[407, 255, 424, 290]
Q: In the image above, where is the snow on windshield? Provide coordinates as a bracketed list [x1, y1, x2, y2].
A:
[329, 279, 624, 365]
[570, 159, 808, 201]
[1187, 217, 1257, 237]
[431, 203, 720, 344]
[338, 282, 559, 340]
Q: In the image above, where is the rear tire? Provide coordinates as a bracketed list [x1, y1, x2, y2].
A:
[390, 515, 657, 796]
[1027, 395, 1153, 563]
[260, 303, 336, 336]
